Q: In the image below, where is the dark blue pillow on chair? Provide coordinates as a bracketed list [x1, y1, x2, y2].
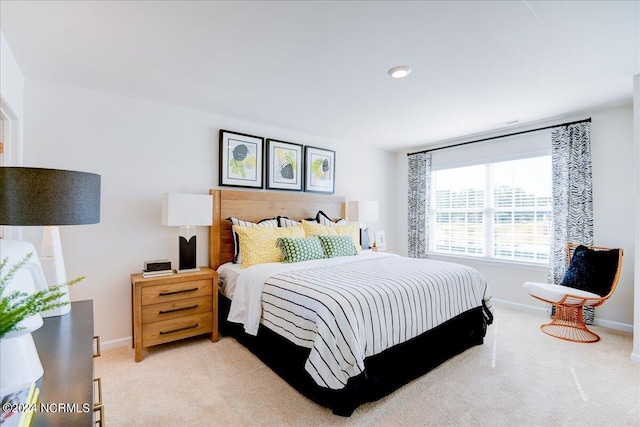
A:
[560, 245, 620, 297]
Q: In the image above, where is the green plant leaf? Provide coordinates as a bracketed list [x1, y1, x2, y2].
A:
[0, 253, 84, 339]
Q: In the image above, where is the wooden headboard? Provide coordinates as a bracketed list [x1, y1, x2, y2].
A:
[209, 189, 345, 269]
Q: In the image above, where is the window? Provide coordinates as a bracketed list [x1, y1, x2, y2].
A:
[430, 155, 552, 263]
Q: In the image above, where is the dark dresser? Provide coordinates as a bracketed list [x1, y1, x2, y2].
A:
[31, 300, 102, 426]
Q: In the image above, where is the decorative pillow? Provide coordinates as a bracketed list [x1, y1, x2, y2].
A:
[277, 216, 302, 228]
[227, 217, 279, 263]
[234, 225, 305, 268]
[317, 235, 357, 258]
[316, 210, 346, 226]
[560, 245, 621, 297]
[276, 236, 325, 263]
[301, 220, 361, 253]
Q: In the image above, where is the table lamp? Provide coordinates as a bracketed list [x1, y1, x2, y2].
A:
[348, 201, 379, 250]
[0, 167, 101, 317]
[162, 193, 213, 273]
[0, 167, 100, 395]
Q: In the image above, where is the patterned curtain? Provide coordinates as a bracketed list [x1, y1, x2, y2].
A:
[407, 152, 431, 258]
[549, 122, 594, 321]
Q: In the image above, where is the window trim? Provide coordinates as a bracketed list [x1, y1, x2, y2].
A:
[429, 155, 552, 265]
[426, 252, 549, 272]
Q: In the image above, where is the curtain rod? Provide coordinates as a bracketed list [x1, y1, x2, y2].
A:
[407, 117, 592, 156]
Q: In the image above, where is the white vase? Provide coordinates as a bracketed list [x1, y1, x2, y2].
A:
[0, 240, 49, 394]
[0, 330, 44, 396]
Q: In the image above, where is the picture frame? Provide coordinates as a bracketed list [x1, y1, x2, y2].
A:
[219, 130, 264, 188]
[266, 139, 303, 191]
[374, 230, 386, 248]
[304, 146, 335, 194]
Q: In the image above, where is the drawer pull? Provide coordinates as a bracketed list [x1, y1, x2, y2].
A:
[94, 404, 104, 426]
[158, 287, 198, 296]
[93, 336, 101, 358]
[94, 377, 103, 408]
[159, 304, 199, 315]
[159, 323, 199, 335]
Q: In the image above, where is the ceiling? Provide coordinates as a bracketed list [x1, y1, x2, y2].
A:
[1, 1, 638, 152]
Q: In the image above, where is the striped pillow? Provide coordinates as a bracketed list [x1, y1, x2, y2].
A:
[277, 216, 301, 228]
[316, 210, 346, 226]
[301, 220, 362, 253]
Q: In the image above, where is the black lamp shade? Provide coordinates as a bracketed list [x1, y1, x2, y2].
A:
[0, 167, 101, 225]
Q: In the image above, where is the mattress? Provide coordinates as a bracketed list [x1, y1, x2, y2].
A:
[217, 261, 242, 298]
[218, 252, 493, 391]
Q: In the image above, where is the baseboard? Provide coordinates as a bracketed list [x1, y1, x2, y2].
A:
[631, 352, 640, 365]
[492, 298, 545, 314]
[102, 303, 633, 350]
[492, 298, 633, 333]
[101, 336, 132, 351]
[593, 318, 633, 334]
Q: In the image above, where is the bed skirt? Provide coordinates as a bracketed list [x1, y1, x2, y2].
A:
[218, 293, 487, 416]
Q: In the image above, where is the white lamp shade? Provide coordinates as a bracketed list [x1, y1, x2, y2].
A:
[348, 201, 379, 222]
[162, 193, 213, 226]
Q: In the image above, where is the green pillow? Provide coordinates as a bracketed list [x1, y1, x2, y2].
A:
[276, 236, 325, 263]
[317, 235, 357, 258]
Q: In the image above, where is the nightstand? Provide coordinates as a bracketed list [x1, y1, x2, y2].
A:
[371, 246, 393, 253]
[131, 267, 218, 362]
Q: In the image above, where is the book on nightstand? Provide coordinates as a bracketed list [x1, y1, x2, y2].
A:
[1, 381, 39, 427]
[141, 269, 174, 278]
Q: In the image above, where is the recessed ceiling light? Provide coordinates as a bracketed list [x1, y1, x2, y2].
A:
[388, 66, 411, 79]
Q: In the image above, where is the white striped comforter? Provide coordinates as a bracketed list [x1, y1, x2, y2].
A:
[227, 253, 493, 390]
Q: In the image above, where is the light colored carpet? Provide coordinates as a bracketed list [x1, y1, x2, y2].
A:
[96, 306, 640, 426]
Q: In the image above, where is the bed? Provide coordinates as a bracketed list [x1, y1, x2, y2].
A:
[209, 189, 493, 416]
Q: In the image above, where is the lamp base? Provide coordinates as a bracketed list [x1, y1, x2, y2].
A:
[177, 267, 201, 274]
[39, 285, 71, 317]
[178, 228, 197, 271]
[360, 228, 371, 250]
[40, 226, 72, 318]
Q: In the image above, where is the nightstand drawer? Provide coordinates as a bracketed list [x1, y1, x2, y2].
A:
[141, 279, 212, 305]
[142, 295, 212, 323]
[132, 267, 217, 362]
[142, 312, 212, 347]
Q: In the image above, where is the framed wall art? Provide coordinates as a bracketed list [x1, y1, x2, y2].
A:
[374, 230, 387, 248]
[304, 146, 335, 194]
[266, 139, 303, 191]
[219, 130, 264, 188]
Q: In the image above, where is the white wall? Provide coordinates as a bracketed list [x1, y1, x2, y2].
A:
[0, 30, 25, 240]
[633, 74, 640, 364]
[0, 32, 24, 176]
[20, 79, 396, 347]
[0, 32, 25, 120]
[590, 105, 636, 327]
[395, 104, 636, 330]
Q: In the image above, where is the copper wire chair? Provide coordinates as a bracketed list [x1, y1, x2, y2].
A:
[524, 243, 623, 343]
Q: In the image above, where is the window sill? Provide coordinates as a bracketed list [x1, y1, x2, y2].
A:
[426, 252, 548, 271]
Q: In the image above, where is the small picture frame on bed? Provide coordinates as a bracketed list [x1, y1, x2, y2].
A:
[219, 129, 264, 188]
[266, 139, 303, 191]
[304, 146, 335, 194]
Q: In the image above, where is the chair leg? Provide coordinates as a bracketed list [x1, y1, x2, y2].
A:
[540, 305, 600, 343]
